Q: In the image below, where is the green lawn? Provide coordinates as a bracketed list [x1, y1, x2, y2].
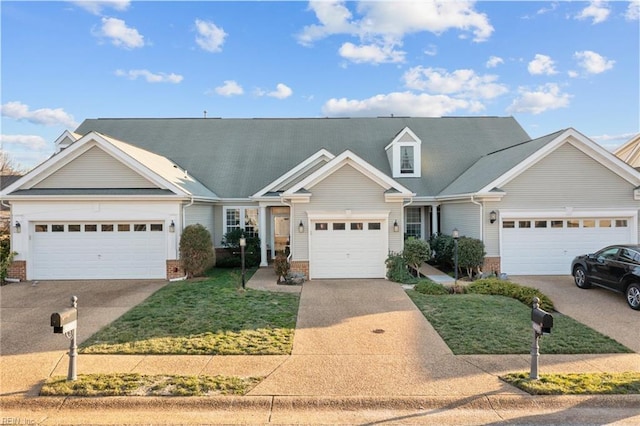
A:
[502, 372, 640, 395]
[407, 291, 632, 355]
[41, 373, 262, 396]
[80, 268, 300, 355]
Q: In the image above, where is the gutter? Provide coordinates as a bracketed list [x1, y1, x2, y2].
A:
[470, 196, 483, 241]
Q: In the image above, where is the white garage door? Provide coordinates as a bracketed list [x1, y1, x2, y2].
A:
[31, 222, 167, 279]
[310, 220, 387, 279]
[501, 217, 633, 275]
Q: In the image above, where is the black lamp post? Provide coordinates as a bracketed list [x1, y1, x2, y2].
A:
[452, 228, 459, 282]
[239, 234, 246, 289]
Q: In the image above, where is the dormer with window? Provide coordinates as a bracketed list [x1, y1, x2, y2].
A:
[385, 127, 421, 178]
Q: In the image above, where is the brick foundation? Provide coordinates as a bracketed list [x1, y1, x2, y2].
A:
[7, 260, 26, 281]
[483, 256, 501, 275]
[289, 260, 309, 279]
[166, 260, 185, 280]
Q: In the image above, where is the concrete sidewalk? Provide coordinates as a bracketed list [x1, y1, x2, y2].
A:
[1, 269, 639, 424]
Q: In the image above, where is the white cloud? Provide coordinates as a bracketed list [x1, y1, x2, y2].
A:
[528, 54, 557, 75]
[403, 66, 508, 100]
[322, 91, 483, 117]
[574, 50, 615, 74]
[424, 44, 437, 56]
[257, 83, 293, 99]
[115, 69, 183, 83]
[591, 132, 639, 151]
[195, 19, 227, 53]
[575, 1, 610, 24]
[96, 17, 144, 49]
[214, 80, 244, 97]
[71, 1, 130, 15]
[298, 1, 493, 64]
[626, 1, 640, 20]
[507, 83, 571, 115]
[0, 134, 47, 150]
[1, 101, 78, 128]
[339, 41, 405, 64]
[486, 56, 504, 68]
[568, 70, 579, 78]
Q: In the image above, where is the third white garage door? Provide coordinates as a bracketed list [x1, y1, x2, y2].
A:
[501, 217, 634, 275]
[310, 220, 387, 279]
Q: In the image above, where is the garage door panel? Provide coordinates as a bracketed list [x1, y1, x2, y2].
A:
[502, 217, 632, 275]
[31, 222, 166, 279]
[310, 220, 387, 279]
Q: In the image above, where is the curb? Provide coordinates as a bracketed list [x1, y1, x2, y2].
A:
[3, 394, 640, 411]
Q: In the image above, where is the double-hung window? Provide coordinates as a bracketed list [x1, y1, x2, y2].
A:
[224, 207, 259, 238]
[405, 207, 422, 238]
[400, 146, 414, 174]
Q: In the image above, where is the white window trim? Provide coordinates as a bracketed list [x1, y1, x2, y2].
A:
[223, 206, 260, 236]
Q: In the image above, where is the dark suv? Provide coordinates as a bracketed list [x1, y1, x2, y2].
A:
[571, 245, 640, 310]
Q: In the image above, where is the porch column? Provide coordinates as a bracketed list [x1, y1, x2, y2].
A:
[431, 204, 439, 236]
[259, 205, 268, 267]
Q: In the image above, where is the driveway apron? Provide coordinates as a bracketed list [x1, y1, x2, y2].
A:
[249, 279, 516, 397]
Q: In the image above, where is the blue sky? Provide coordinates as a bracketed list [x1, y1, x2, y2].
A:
[1, 0, 639, 170]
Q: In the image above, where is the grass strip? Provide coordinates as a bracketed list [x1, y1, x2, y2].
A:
[407, 291, 631, 355]
[41, 373, 263, 396]
[502, 372, 640, 395]
[80, 268, 300, 355]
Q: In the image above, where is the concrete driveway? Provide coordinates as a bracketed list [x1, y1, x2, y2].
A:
[511, 275, 640, 353]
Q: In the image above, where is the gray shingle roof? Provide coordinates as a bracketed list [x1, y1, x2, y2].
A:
[75, 117, 531, 198]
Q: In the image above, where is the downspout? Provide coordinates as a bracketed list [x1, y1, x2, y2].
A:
[173, 196, 195, 282]
[470, 195, 483, 241]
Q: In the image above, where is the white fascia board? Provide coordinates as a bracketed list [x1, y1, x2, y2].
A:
[479, 128, 640, 194]
[384, 127, 422, 151]
[384, 192, 416, 202]
[435, 192, 506, 202]
[284, 150, 413, 197]
[498, 209, 638, 219]
[252, 149, 335, 198]
[2, 194, 186, 202]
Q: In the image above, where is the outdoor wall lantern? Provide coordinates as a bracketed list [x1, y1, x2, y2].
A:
[393, 220, 399, 232]
[14, 221, 21, 233]
[169, 220, 175, 233]
[298, 221, 304, 233]
[489, 210, 497, 224]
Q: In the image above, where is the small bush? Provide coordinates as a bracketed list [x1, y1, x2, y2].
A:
[413, 280, 450, 295]
[221, 229, 261, 268]
[403, 238, 432, 271]
[466, 278, 554, 311]
[274, 253, 289, 283]
[385, 252, 416, 283]
[179, 224, 215, 278]
[457, 236, 486, 279]
[429, 233, 454, 268]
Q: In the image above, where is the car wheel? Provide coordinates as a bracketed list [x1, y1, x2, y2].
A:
[573, 266, 591, 289]
[626, 283, 640, 310]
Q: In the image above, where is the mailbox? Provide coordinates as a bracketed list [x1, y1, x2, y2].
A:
[531, 306, 553, 334]
[51, 307, 77, 334]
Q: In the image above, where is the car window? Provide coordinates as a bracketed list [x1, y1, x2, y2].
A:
[619, 249, 640, 265]
[597, 247, 619, 261]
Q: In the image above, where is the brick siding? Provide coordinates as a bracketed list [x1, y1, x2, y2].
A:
[166, 260, 184, 280]
[483, 256, 501, 275]
[6, 260, 26, 281]
[289, 260, 309, 279]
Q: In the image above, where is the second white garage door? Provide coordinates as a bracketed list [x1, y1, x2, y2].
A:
[501, 216, 634, 275]
[31, 222, 167, 280]
[310, 220, 387, 279]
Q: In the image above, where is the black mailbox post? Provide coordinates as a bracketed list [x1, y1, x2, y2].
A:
[530, 297, 553, 379]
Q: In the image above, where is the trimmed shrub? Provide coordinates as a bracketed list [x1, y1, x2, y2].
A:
[274, 253, 289, 283]
[385, 252, 416, 283]
[221, 229, 261, 268]
[466, 278, 554, 311]
[413, 280, 450, 295]
[457, 236, 486, 279]
[403, 238, 432, 271]
[179, 224, 215, 278]
[429, 233, 454, 268]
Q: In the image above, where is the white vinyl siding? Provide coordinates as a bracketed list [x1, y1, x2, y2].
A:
[291, 164, 402, 261]
[34, 146, 156, 189]
[484, 142, 640, 257]
[439, 202, 480, 239]
[185, 203, 215, 244]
